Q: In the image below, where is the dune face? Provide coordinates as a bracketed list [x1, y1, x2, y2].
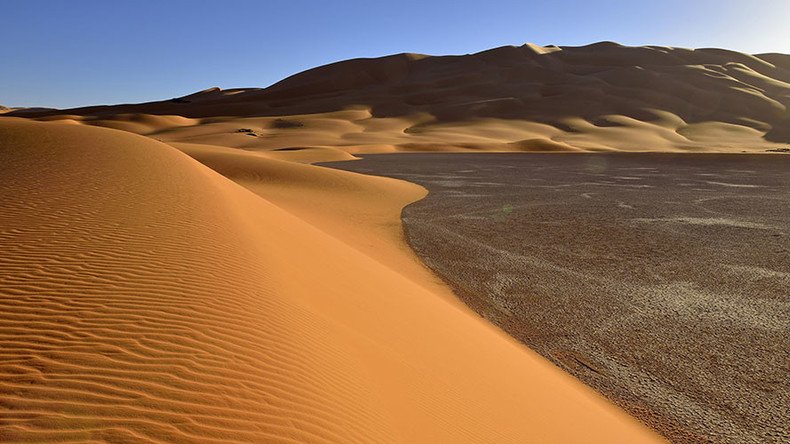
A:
[0, 119, 663, 441]
[0, 119, 394, 442]
[7, 42, 790, 154]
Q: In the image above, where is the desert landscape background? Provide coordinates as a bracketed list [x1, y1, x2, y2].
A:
[8, 42, 790, 156]
[2, 41, 789, 443]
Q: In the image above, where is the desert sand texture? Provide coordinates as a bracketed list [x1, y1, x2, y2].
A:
[0, 118, 664, 442]
[7, 42, 790, 156]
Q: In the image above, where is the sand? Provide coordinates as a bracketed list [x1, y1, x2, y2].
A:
[0, 118, 662, 441]
[7, 42, 790, 156]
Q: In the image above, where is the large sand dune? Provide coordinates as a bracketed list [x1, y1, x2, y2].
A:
[0, 118, 662, 441]
[7, 42, 790, 155]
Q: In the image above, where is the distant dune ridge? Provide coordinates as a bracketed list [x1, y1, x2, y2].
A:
[8, 42, 790, 154]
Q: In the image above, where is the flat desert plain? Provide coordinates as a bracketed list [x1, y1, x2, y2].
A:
[327, 152, 790, 444]
[2, 42, 790, 443]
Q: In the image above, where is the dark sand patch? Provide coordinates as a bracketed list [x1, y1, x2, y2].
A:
[325, 153, 790, 444]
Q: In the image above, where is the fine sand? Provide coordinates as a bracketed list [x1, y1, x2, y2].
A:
[0, 118, 663, 442]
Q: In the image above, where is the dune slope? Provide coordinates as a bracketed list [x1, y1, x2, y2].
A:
[0, 119, 662, 442]
[0, 119, 394, 443]
[7, 42, 790, 154]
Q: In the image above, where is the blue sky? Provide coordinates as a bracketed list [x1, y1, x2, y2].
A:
[2, 0, 789, 108]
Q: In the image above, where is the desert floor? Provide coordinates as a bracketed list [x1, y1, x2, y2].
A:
[328, 152, 790, 444]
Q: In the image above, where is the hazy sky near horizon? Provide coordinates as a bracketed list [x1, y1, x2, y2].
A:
[2, 0, 789, 109]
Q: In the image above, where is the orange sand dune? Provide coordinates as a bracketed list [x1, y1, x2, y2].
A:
[170, 142, 445, 291]
[7, 42, 790, 154]
[0, 118, 663, 442]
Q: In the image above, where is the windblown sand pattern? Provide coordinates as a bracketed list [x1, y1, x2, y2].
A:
[0, 120, 391, 442]
[0, 120, 661, 442]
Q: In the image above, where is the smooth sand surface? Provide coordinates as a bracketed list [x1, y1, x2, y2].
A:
[0, 118, 663, 442]
[328, 153, 790, 444]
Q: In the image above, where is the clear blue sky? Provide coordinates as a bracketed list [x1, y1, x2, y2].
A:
[2, 0, 789, 109]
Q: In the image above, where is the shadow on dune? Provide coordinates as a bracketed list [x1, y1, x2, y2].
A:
[6, 42, 790, 152]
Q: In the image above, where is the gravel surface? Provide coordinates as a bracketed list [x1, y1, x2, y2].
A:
[325, 153, 790, 444]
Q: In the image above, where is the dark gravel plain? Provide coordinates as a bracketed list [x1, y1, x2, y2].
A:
[324, 153, 790, 444]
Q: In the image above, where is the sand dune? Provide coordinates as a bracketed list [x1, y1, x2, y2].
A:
[0, 118, 662, 441]
[170, 142, 438, 280]
[7, 42, 790, 155]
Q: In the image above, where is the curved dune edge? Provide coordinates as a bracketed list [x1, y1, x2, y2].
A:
[0, 119, 663, 442]
[169, 141, 457, 304]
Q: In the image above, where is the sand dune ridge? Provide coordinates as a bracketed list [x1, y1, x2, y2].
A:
[8, 42, 790, 154]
